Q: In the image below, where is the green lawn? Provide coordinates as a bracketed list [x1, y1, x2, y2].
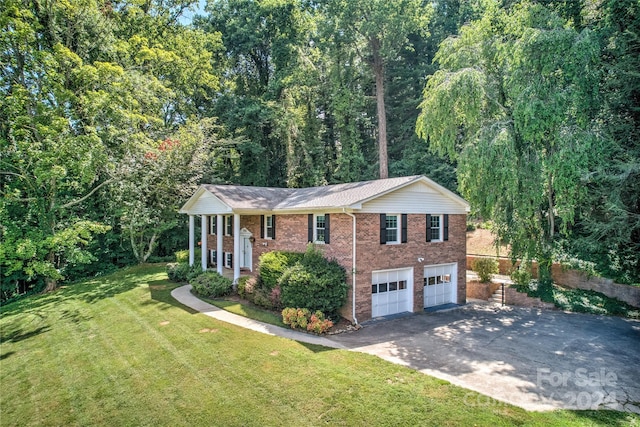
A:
[1, 265, 636, 426]
[205, 298, 286, 327]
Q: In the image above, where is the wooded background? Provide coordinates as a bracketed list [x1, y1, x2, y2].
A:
[1, 0, 638, 301]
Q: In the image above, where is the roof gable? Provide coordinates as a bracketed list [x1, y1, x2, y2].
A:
[179, 187, 233, 215]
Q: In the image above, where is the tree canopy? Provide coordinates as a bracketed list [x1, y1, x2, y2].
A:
[1, 0, 638, 302]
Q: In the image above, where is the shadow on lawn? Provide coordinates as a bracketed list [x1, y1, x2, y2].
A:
[0, 325, 51, 345]
[0, 264, 166, 318]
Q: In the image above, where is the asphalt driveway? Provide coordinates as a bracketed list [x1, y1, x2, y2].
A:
[329, 303, 640, 413]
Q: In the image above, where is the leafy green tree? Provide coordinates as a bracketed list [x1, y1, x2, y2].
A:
[1, 0, 223, 298]
[417, 2, 603, 288]
[568, 0, 640, 283]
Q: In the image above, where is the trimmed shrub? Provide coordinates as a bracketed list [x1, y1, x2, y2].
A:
[282, 308, 333, 334]
[473, 258, 499, 283]
[279, 245, 348, 318]
[252, 288, 274, 310]
[166, 262, 202, 283]
[191, 272, 233, 298]
[281, 307, 310, 329]
[258, 251, 304, 291]
[237, 276, 256, 300]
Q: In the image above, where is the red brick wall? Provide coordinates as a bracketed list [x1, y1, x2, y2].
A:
[352, 214, 467, 320]
[205, 212, 467, 322]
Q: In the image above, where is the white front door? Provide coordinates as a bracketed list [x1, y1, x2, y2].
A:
[239, 228, 252, 271]
[424, 264, 457, 307]
[371, 268, 413, 318]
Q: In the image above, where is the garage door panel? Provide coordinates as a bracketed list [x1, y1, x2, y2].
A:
[424, 264, 457, 308]
[372, 268, 413, 318]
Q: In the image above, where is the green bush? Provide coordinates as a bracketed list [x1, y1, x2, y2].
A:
[166, 262, 202, 283]
[510, 265, 532, 287]
[258, 251, 303, 291]
[191, 272, 233, 298]
[175, 249, 201, 263]
[473, 258, 499, 283]
[237, 276, 256, 300]
[279, 245, 348, 318]
[252, 288, 274, 310]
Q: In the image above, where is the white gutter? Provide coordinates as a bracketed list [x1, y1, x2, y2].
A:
[343, 209, 358, 325]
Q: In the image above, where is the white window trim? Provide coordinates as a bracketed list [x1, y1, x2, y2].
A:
[224, 252, 232, 268]
[314, 214, 326, 244]
[264, 215, 274, 240]
[385, 214, 401, 245]
[429, 214, 443, 242]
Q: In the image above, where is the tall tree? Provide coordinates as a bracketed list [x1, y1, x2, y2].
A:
[323, 0, 432, 178]
[417, 2, 603, 287]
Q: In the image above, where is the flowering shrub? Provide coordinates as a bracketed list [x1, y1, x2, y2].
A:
[281, 308, 333, 334]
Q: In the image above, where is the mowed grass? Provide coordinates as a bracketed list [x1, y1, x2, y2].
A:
[206, 298, 286, 327]
[1, 265, 636, 427]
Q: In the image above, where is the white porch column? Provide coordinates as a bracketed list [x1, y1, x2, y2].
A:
[216, 214, 223, 274]
[188, 215, 195, 266]
[233, 213, 240, 283]
[201, 215, 208, 271]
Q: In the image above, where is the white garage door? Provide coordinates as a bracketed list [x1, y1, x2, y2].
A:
[371, 268, 413, 318]
[424, 264, 457, 308]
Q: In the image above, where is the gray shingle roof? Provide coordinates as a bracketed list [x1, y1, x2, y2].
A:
[201, 175, 422, 211]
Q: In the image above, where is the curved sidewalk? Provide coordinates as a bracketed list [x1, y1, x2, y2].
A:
[171, 285, 345, 349]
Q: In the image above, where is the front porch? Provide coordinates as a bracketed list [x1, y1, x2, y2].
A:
[188, 213, 253, 283]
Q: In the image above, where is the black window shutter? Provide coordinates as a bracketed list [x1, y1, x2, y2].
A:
[230, 254, 233, 269]
[443, 214, 449, 241]
[426, 214, 432, 242]
[308, 214, 313, 242]
[260, 215, 265, 239]
[230, 216, 233, 236]
[272, 215, 276, 240]
[401, 214, 408, 243]
[325, 214, 330, 244]
[380, 214, 387, 244]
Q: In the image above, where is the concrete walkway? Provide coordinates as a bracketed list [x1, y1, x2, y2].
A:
[172, 285, 640, 413]
[171, 285, 345, 349]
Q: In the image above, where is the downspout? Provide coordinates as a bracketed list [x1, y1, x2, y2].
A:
[344, 209, 358, 325]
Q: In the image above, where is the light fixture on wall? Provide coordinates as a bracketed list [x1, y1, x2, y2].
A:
[262, 242, 268, 247]
[417, 257, 424, 263]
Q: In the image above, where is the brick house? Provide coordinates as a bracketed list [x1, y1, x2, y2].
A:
[179, 175, 469, 323]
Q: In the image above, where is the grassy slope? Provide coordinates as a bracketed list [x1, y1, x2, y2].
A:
[0, 265, 636, 427]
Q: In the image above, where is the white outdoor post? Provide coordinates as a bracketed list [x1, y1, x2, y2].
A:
[216, 214, 223, 274]
[233, 213, 240, 284]
[201, 215, 208, 271]
[188, 214, 195, 266]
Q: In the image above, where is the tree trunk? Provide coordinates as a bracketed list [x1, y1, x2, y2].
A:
[44, 251, 57, 292]
[370, 36, 388, 179]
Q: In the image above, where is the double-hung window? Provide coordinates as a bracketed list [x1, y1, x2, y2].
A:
[265, 215, 274, 239]
[315, 215, 326, 243]
[426, 214, 449, 242]
[224, 215, 233, 236]
[308, 214, 330, 244]
[380, 214, 407, 244]
[385, 215, 399, 244]
[210, 216, 217, 235]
